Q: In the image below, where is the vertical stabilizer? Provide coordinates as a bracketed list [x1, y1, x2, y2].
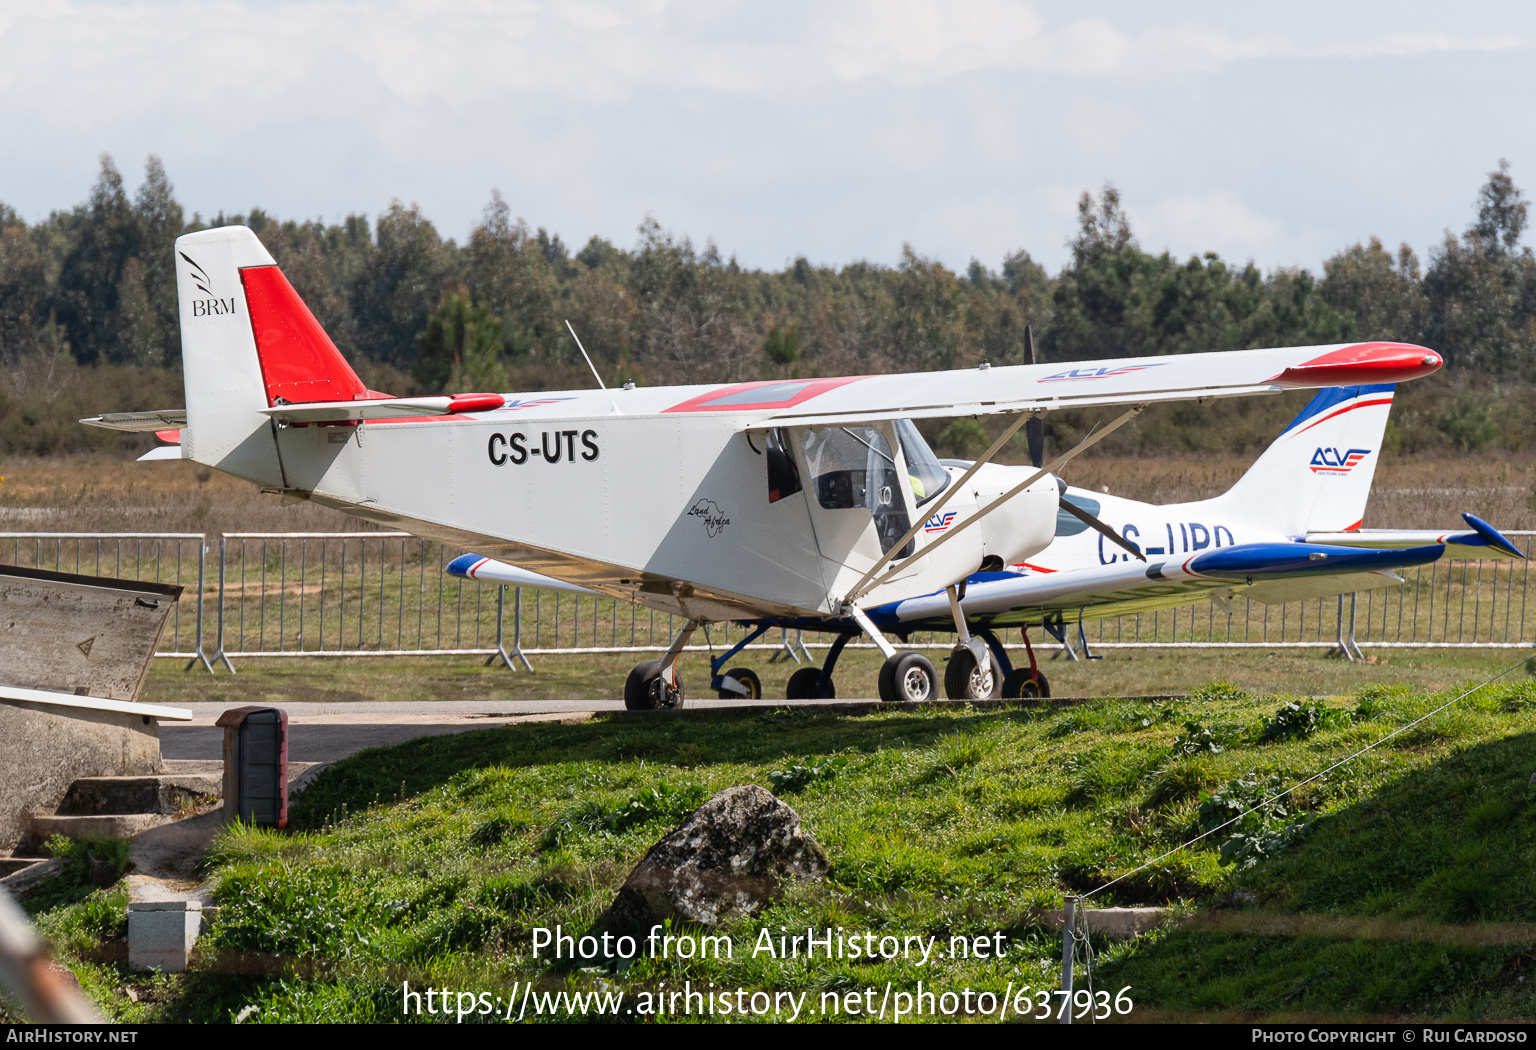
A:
[175, 227, 282, 485]
[176, 226, 369, 487]
[1219, 384, 1395, 534]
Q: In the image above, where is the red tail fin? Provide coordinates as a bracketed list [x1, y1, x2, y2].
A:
[240, 266, 366, 405]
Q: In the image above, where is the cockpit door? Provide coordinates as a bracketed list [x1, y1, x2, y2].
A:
[792, 422, 924, 599]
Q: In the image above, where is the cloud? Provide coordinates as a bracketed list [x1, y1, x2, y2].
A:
[1134, 189, 1334, 269]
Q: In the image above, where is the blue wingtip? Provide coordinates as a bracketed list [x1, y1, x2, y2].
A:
[445, 554, 481, 578]
[1462, 513, 1526, 559]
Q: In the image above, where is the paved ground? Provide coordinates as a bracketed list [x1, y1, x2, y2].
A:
[159, 697, 875, 764]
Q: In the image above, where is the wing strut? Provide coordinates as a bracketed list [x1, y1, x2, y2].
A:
[844, 404, 1145, 605]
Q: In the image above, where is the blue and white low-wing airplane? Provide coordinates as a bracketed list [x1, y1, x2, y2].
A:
[449, 381, 1524, 704]
[87, 225, 1457, 708]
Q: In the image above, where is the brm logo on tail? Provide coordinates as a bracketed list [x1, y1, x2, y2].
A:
[179, 252, 237, 317]
[1310, 447, 1372, 474]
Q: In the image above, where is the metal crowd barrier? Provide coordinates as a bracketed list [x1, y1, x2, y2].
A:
[0, 533, 208, 665]
[0, 532, 1531, 671]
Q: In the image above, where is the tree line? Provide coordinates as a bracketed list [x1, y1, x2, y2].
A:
[2, 154, 1533, 456]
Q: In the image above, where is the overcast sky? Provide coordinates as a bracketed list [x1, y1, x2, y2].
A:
[2, 1, 1533, 275]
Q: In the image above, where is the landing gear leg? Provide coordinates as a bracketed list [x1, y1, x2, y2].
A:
[711, 624, 770, 699]
[623, 620, 698, 711]
[942, 584, 998, 700]
[1002, 627, 1051, 699]
[785, 632, 853, 699]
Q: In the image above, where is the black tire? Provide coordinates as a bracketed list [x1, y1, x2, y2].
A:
[943, 646, 1001, 701]
[624, 660, 685, 711]
[624, 660, 662, 710]
[1002, 668, 1050, 700]
[878, 652, 938, 703]
[719, 667, 762, 700]
[785, 666, 821, 700]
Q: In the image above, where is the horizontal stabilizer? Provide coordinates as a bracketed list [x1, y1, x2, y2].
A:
[260, 393, 507, 424]
[1306, 513, 1526, 561]
[136, 446, 184, 461]
[80, 409, 188, 433]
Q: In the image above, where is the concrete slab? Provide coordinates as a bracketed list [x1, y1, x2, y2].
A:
[128, 899, 201, 972]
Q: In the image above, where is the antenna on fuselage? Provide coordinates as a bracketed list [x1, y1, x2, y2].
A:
[565, 319, 622, 415]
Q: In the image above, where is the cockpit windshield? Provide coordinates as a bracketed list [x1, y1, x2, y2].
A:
[894, 419, 950, 507]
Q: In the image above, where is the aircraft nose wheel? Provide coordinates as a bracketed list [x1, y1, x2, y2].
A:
[1001, 668, 1050, 700]
[877, 652, 937, 703]
[943, 646, 1001, 701]
[624, 660, 685, 711]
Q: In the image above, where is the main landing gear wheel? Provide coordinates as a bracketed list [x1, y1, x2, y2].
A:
[1002, 668, 1050, 700]
[944, 646, 1001, 701]
[624, 660, 685, 711]
[878, 652, 938, 703]
[784, 667, 835, 700]
[718, 667, 762, 700]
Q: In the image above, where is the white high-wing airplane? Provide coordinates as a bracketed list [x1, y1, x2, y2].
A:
[85, 225, 1451, 707]
[448, 381, 1524, 704]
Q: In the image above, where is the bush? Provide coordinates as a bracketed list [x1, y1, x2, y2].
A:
[1188, 681, 1250, 704]
[1172, 721, 1225, 756]
[1195, 775, 1310, 870]
[47, 834, 130, 887]
[768, 758, 847, 794]
[1259, 700, 1347, 743]
[538, 780, 708, 849]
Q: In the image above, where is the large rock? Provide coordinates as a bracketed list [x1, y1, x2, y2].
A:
[610, 785, 829, 927]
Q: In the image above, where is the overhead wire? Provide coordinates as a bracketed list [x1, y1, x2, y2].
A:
[1080, 649, 1536, 902]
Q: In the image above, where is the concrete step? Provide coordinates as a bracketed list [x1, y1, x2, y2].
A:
[161, 760, 222, 776]
[0, 857, 58, 892]
[30, 813, 182, 841]
[0, 857, 48, 877]
[58, 774, 221, 816]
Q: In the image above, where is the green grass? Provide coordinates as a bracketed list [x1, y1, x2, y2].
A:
[21, 672, 1536, 1023]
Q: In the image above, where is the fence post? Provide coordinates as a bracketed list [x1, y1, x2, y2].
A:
[1058, 896, 1077, 1024]
[184, 534, 215, 673]
[485, 585, 534, 672]
[210, 536, 236, 673]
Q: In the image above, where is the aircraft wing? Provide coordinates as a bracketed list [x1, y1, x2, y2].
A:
[746, 341, 1441, 427]
[1305, 513, 1526, 560]
[876, 541, 1446, 629]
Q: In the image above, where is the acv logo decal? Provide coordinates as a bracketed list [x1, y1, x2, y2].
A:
[1039, 363, 1164, 383]
[1310, 447, 1371, 474]
[688, 499, 732, 537]
[923, 511, 957, 533]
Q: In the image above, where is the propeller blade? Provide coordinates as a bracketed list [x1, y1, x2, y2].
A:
[1025, 415, 1045, 469]
[1059, 496, 1146, 561]
[1022, 325, 1044, 467]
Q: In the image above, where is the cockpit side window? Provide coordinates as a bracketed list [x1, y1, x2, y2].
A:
[799, 426, 914, 557]
[893, 419, 951, 507]
[765, 428, 802, 503]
